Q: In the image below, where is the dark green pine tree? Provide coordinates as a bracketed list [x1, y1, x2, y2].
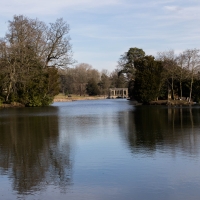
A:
[133, 56, 163, 103]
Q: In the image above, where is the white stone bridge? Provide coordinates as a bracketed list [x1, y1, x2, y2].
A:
[108, 88, 129, 99]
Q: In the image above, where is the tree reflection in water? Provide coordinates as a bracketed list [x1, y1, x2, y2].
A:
[123, 105, 200, 156]
[0, 106, 72, 195]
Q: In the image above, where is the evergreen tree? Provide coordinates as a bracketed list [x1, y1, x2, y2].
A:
[118, 47, 145, 80]
[133, 56, 163, 103]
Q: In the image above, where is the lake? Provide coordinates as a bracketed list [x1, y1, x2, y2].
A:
[0, 99, 200, 200]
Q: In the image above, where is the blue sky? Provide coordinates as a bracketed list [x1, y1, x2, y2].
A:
[0, 0, 200, 72]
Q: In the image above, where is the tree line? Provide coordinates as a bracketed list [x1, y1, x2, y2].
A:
[0, 15, 128, 106]
[59, 63, 127, 97]
[118, 47, 200, 104]
[1, 16, 199, 106]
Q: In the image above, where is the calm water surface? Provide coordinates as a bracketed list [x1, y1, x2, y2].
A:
[0, 99, 200, 200]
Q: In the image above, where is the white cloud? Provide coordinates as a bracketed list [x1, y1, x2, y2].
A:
[164, 5, 182, 11]
[162, 6, 200, 20]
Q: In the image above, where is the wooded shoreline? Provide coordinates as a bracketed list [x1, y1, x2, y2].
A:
[0, 93, 196, 108]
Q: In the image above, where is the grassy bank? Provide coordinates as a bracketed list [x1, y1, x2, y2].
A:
[54, 94, 107, 102]
[0, 102, 25, 108]
[149, 100, 195, 105]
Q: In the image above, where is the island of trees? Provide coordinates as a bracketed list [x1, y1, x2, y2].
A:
[0, 15, 200, 107]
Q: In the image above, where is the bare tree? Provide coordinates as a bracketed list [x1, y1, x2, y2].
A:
[157, 50, 178, 100]
[58, 63, 101, 96]
[74, 63, 92, 95]
[176, 53, 188, 99]
[99, 69, 111, 96]
[183, 49, 200, 102]
[44, 18, 73, 68]
[110, 69, 127, 88]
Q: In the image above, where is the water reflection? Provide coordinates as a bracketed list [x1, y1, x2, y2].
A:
[124, 105, 200, 156]
[0, 106, 72, 195]
[1, 101, 200, 200]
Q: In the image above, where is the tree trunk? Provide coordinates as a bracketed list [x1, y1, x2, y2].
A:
[179, 81, 182, 100]
[171, 76, 174, 100]
[6, 81, 12, 102]
[189, 76, 193, 103]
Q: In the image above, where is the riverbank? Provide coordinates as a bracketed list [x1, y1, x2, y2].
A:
[149, 99, 195, 105]
[0, 102, 25, 108]
[0, 97, 195, 108]
[0, 95, 107, 108]
[54, 95, 195, 106]
[53, 94, 107, 102]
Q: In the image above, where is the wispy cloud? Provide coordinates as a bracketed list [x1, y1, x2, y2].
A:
[164, 5, 182, 11]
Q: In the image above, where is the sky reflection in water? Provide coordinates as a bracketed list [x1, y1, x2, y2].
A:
[0, 100, 200, 200]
